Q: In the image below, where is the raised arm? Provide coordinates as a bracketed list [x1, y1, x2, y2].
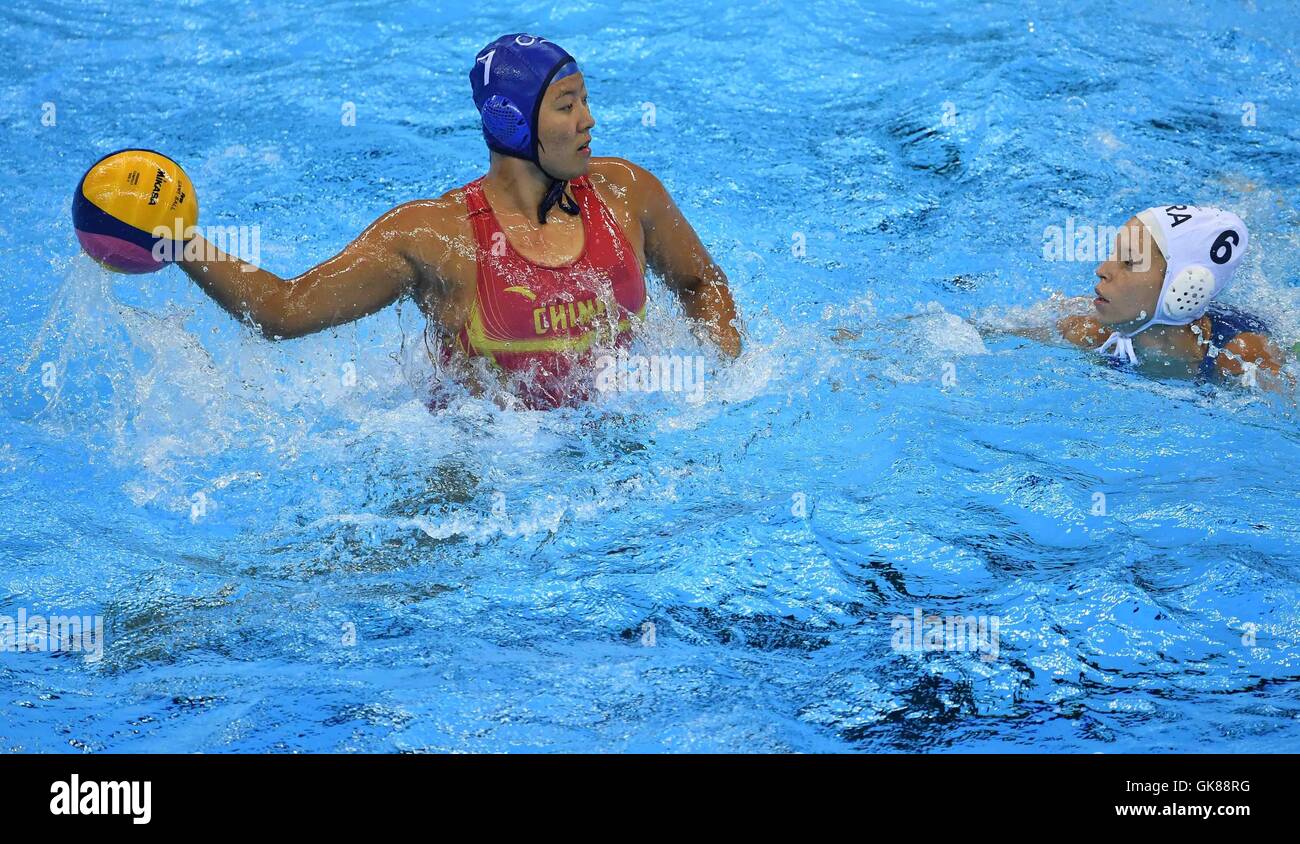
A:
[177, 202, 430, 339]
[629, 163, 742, 357]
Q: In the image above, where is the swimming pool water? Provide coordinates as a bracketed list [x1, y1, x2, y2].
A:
[2, 0, 1300, 752]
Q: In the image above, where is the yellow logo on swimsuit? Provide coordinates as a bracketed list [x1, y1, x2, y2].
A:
[533, 297, 609, 335]
[463, 296, 644, 358]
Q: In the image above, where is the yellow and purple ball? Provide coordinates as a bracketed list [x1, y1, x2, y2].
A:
[72, 149, 198, 274]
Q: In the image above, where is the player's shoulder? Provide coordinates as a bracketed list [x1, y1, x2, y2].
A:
[587, 158, 675, 227]
[381, 188, 473, 239]
[587, 157, 665, 196]
[1217, 330, 1284, 375]
[1057, 314, 1107, 348]
[408, 186, 470, 217]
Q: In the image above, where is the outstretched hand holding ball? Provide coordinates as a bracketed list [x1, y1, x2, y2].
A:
[72, 149, 198, 273]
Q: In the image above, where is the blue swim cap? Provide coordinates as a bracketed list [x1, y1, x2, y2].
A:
[470, 34, 580, 164]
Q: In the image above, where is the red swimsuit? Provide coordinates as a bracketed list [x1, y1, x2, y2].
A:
[437, 175, 647, 409]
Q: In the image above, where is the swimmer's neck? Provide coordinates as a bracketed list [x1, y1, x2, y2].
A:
[482, 153, 563, 220]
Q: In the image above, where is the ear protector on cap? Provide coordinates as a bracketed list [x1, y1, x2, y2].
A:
[1161, 265, 1216, 320]
[480, 94, 531, 152]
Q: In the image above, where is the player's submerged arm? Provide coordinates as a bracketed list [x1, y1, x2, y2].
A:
[177, 202, 430, 339]
[963, 294, 1099, 344]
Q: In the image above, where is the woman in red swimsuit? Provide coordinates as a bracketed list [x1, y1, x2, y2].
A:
[175, 33, 741, 409]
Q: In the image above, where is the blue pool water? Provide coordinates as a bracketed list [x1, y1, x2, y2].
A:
[3, 0, 1300, 752]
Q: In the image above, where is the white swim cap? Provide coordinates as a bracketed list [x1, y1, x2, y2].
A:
[1097, 205, 1249, 364]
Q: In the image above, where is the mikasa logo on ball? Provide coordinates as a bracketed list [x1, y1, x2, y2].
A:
[147, 167, 166, 205]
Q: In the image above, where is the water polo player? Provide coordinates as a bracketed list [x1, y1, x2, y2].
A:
[172, 34, 741, 407]
[1052, 205, 1285, 385]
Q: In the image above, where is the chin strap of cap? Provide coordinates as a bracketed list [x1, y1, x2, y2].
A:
[538, 176, 579, 224]
[1097, 332, 1139, 365]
